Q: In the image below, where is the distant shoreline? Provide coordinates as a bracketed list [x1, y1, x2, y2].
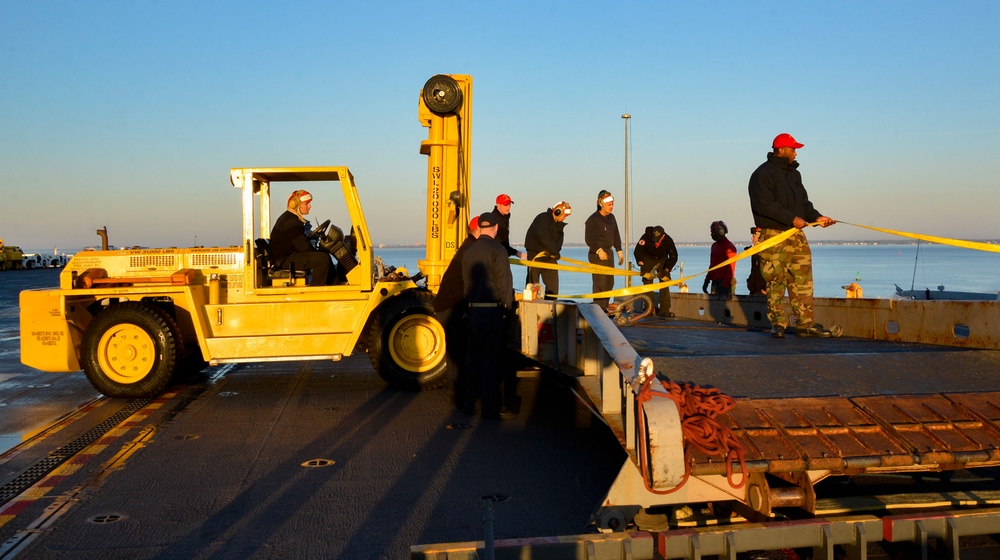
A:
[19, 239, 999, 254]
[372, 239, 1000, 249]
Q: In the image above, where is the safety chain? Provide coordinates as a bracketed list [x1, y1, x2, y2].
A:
[636, 375, 747, 494]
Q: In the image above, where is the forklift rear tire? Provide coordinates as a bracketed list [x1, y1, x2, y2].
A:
[368, 291, 448, 390]
[81, 302, 178, 398]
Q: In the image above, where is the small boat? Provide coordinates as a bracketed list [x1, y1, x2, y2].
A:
[895, 240, 999, 301]
[894, 284, 999, 301]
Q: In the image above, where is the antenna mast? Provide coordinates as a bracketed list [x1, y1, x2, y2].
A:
[622, 113, 632, 287]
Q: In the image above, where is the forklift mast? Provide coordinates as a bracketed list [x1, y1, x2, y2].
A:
[417, 74, 473, 293]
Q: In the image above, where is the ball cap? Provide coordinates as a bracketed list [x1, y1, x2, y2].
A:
[772, 133, 804, 149]
[477, 211, 499, 229]
[469, 216, 480, 230]
[496, 193, 513, 205]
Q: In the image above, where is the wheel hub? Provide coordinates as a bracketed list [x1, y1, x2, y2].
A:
[97, 324, 156, 384]
[387, 314, 444, 373]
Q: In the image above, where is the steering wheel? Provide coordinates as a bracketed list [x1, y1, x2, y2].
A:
[308, 219, 330, 240]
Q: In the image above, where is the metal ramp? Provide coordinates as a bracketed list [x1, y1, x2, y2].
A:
[711, 392, 1000, 476]
[516, 296, 1000, 526]
[411, 297, 1000, 558]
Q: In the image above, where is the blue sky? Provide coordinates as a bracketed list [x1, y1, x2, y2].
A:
[3, 1, 998, 252]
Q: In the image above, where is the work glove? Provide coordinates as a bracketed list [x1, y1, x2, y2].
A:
[702, 279, 710, 294]
[596, 248, 608, 261]
[616, 250, 624, 266]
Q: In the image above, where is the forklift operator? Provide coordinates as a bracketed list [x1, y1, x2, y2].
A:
[270, 190, 330, 286]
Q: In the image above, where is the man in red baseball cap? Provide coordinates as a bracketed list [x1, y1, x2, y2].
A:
[772, 132, 804, 150]
[492, 194, 526, 260]
[748, 133, 836, 338]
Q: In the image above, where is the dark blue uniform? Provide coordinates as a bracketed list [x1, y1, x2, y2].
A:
[461, 235, 513, 418]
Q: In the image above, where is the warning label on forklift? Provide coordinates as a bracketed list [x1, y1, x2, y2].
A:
[31, 330, 64, 346]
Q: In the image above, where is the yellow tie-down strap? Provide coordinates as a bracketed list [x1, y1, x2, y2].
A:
[510, 223, 998, 300]
[840, 222, 1000, 253]
[509, 228, 795, 300]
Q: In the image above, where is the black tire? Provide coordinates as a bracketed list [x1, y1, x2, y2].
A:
[144, 303, 207, 382]
[368, 291, 448, 390]
[81, 302, 178, 398]
[422, 74, 463, 115]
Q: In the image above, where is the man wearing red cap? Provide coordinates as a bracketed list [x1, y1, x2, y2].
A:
[270, 189, 330, 286]
[748, 133, 836, 338]
[492, 194, 526, 260]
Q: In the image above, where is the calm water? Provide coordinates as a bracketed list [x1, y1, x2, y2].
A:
[375, 243, 1000, 300]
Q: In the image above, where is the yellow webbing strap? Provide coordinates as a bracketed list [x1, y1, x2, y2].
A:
[840, 222, 1000, 253]
[509, 224, 996, 300]
[510, 256, 639, 277]
[511, 227, 796, 300]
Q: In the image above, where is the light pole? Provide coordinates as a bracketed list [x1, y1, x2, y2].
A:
[621, 113, 632, 287]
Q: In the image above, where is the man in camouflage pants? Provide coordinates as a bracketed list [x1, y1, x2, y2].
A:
[748, 133, 836, 338]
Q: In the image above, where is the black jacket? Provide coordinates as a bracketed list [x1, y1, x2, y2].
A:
[748, 153, 822, 230]
[462, 236, 513, 307]
[524, 209, 566, 261]
[270, 210, 313, 263]
[434, 235, 476, 312]
[584, 211, 622, 254]
[492, 206, 518, 257]
[633, 228, 678, 272]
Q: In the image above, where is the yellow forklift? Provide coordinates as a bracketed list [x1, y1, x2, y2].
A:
[20, 74, 473, 398]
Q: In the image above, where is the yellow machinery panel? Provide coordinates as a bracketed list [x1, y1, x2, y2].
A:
[19, 289, 81, 372]
[206, 334, 356, 362]
[202, 300, 369, 343]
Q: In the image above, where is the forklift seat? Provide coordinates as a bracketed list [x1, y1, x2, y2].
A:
[254, 239, 307, 287]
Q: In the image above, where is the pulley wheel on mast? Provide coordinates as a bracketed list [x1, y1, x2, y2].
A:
[422, 74, 463, 115]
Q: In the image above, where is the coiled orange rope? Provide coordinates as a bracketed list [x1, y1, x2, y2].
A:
[636, 376, 747, 493]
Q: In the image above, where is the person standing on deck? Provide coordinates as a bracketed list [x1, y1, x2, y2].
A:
[492, 194, 526, 260]
[703, 220, 737, 296]
[748, 133, 836, 338]
[434, 216, 480, 409]
[462, 212, 516, 420]
[634, 225, 678, 317]
[523, 201, 572, 299]
[746, 226, 767, 295]
[584, 190, 623, 311]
